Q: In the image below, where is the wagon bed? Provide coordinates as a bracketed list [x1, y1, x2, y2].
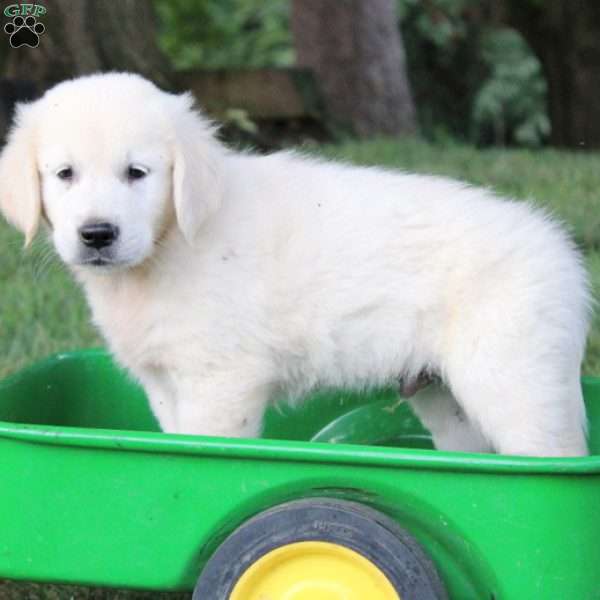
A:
[0, 350, 598, 598]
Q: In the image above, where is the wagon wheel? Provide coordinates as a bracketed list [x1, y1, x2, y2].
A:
[193, 498, 447, 600]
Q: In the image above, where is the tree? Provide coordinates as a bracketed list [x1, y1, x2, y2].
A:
[3, 0, 172, 90]
[496, 0, 600, 148]
[291, 0, 417, 137]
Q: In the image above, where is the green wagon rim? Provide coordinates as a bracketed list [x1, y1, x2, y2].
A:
[0, 421, 598, 476]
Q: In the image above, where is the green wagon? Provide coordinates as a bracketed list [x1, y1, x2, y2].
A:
[0, 349, 598, 599]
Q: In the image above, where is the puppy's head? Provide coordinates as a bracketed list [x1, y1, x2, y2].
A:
[0, 72, 223, 271]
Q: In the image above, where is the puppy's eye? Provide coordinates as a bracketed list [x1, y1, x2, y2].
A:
[56, 166, 73, 181]
[127, 165, 148, 181]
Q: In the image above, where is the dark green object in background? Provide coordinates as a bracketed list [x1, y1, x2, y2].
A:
[0, 350, 598, 598]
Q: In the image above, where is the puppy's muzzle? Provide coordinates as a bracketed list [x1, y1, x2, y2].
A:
[79, 222, 120, 249]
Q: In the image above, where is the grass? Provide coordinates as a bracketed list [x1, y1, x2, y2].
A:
[0, 229, 101, 379]
[0, 584, 188, 600]
[0, 138, 599, 598]
[320, 138, 600, 250]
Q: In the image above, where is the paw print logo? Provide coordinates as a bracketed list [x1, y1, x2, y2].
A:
[4, 15, 45, 48]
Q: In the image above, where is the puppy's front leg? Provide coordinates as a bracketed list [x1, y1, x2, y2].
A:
[173, 369, 273, 438]
[136, 367, 178, 432]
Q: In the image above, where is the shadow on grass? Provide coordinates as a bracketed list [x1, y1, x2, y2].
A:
[0, 582, 190, 599]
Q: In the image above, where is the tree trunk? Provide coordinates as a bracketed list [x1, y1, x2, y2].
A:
[291, 0, 417, 137]
[498, 0, 600, 148]
[3, 0, 172, 89]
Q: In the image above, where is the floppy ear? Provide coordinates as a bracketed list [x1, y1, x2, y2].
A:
[172, 93, 223, 245]
[0, 103, 41, 247]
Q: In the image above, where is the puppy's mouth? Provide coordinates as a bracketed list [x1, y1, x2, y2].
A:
[84, 256, 114, 267]
[74, 247, 146, 271]
[77, 249, 123, 269]
[70, 233, 149, 271]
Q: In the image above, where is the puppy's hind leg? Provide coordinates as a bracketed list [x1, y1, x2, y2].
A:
[407, 384, 492, 453]
[444, 319, 588, 457]
[448, 368, 588, 457]
[443, 271, 589, 456]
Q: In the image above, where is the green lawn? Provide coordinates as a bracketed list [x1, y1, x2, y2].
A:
[321, 138, 600, 250]
[0, 228, 101, 379]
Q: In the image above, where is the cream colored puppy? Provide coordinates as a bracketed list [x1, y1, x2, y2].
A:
[0, 73, 591, 456]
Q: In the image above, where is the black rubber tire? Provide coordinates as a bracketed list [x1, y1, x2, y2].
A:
[193, 497, 448, 600]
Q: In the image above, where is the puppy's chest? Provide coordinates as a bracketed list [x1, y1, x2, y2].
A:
[91, 290, 192, 371]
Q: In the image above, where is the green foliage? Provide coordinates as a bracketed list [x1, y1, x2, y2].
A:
[473, 28, 549, 146]
[153, 0, 550, 148]
[397, 0, 484, 141]
[154, 0, 292, 70]
[397, 0, 471, 46]
[397, 0, 550, 147]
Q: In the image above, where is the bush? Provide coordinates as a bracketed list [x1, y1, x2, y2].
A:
[473, 28, 549, 146]
[397, 0, 549, 146]
[154, 0, 549, 148]
[155, 0, 292, 70]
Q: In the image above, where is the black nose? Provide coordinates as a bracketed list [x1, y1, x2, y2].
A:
[79, 222, 119, 249]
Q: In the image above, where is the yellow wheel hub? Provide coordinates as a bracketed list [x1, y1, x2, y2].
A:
[229, 540, 400, 600]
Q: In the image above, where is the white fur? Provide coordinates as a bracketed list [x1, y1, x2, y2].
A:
[0, 73, 591, 456]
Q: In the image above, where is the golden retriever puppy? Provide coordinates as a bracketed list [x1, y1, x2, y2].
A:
[0, 73, 591, 456]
